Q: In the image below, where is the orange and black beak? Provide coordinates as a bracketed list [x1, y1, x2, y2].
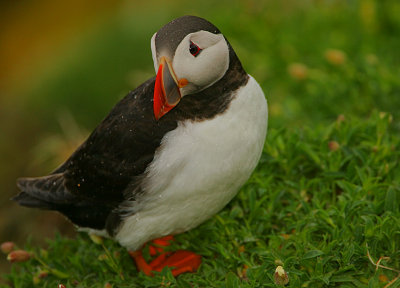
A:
[153, 57, 188, 120]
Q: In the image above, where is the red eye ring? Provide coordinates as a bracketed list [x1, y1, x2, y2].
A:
[189, 41, 202, 57]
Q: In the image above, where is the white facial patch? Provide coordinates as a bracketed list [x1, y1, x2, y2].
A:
[150, 33, 158, 72]
[172, 31, 230, 96]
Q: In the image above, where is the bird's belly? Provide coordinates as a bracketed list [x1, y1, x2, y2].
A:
[115, 76, 268, 250]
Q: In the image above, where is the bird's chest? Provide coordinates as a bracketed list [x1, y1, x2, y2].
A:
[141, 76, 268, 222]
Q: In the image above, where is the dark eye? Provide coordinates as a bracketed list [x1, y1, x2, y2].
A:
[189, 41, 201, 57]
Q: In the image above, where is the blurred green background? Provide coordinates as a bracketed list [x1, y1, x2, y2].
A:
[0, 0, 399, 274]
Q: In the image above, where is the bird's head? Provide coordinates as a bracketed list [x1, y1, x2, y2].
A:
[151, 16, 231, 120]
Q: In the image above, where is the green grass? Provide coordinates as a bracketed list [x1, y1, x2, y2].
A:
[2, 112, 400, 287]
[2, 0, 400, 287]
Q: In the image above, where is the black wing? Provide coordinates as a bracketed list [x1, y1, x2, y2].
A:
[14, 77, 178, 234]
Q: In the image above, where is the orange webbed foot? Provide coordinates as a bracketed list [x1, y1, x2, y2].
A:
[129, 236, 201, 277]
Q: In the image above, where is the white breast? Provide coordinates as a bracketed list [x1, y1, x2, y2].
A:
[116, 75, 268, 250]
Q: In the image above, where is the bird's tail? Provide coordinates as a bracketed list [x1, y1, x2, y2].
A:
[13, 173, 118, 231]
[13, 174, 76, 210]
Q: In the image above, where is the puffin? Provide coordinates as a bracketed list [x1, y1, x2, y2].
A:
[13, 15, 268, 276]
